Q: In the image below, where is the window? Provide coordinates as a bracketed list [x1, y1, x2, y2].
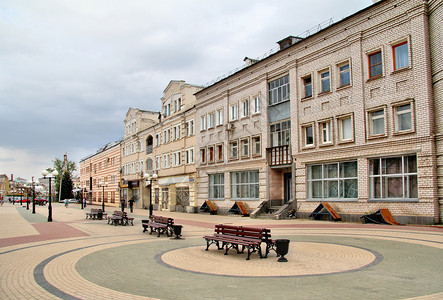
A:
[369, 51, 383, 78]
[269, 75, 290, 105]
[307, 161, 358, 200]
[146, 158, 153, 171]
[369, 109, 385, 136]
[155, 156, 161, 170]
[303, 124, 314, 147]
[216, 109, 223, 126]
[230, 141, 238, 159]
[173, 150, 181, 167]
[253, 96, 261, 113]
[241, 138, 249, 157]
[303, 75, 312, 98]
[216, 144, 223, 162]
[185, 147, 194, 164]
[394, 103, 413, 132]
[320, 69, 330, 93]
[155, 133, 161, 146]
[231, 171, 259, 200]
[162, 154, 171, 168]
[319, 120, 332, 144]
[270, 120, 291, 147]
[200, 115, 207, 131]
[208, 112, 215, 129]
[252, 136, 261, 156]
[230, 104, 238, 121]
[393, 41, 409, 71]
[185, 119, 194, 136]
[338, 115, 353, 142]
[241, 99, 249, 118]
[369, 155, 417, 200]
[200, 148, 206, 164]
[173, 123, 181, 140]
[208, 146, 215, 163]
[338, 63, 350, 87]
[209, 173, 225, 200]
[174, 97, 182, 112]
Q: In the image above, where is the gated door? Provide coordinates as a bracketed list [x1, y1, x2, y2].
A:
[176, 187, 190, 208]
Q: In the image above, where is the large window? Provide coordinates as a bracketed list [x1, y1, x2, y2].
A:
[393, 41, 409, 71]
[231, 171, 259, 200]
[269, 75, 290, 105]
[369, 155, 417, 200]
[209, 173, 225, 200]
[303, 124, 314, 147]
[338, 115, 353, 142]
[270, 120, 291, 147]
[307, 161, 358, 200]
[369, 51, 383, 78]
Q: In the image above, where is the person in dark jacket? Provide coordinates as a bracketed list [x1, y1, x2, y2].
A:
[128, 198, 134, 213]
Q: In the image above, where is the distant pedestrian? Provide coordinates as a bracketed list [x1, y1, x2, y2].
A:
[65, 198, 69, 208]
[128, 198, 134, 213]
[83, 198, 87, 208]
[121, 198, 126, 212]
[1, 198, 3, 206]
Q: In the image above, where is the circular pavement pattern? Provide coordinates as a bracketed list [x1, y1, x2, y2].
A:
[161, 242, 378, 277]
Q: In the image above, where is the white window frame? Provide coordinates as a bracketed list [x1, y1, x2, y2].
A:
[319, 119, 333, 145]
[216, 109, 224, 126]
[319, 68, 331, 94]
[393, 101, 414, 134]
[368, 107, 386, 137]
[302, 123, 315, 148]
[185, 119, 194, 136]
[208, 112, 215, 129]
[268, 75, 290, 105]
[230, 104, 238, 121]
[231, 170, 259, 200]
[200, 115, 207, 131]
[241, 138, 250, 158]
[252, 135, 261, 156]
[230, 140, 238, 160]
[241, 99, 249, 118]
[172, 150, 182, 167]
[302, 74, 313, 99]
[253, 95, 261, 114]
[209, 173, 225, 200]
[337, 60, 351, 88]
[337, 114, 354, 143]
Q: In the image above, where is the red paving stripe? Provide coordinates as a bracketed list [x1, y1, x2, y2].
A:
[0, 222, 89, 248]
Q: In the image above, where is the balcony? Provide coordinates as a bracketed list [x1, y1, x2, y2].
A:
[146, 145, 153, 154]
[266, 145, 292, 167]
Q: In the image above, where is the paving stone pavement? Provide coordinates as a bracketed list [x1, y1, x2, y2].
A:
[0, 202, 442, 300]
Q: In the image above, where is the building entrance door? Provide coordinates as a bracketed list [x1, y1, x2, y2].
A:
[284, 173, 292, 203]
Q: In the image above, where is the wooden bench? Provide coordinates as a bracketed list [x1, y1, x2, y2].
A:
[203, 224, 276, 260]
[86, 208, 108, 220]
[141, 215, 174, 237]
[107, 211, 134, 226]
[309, 202, 341, 221]
[199, 200, 217, 215]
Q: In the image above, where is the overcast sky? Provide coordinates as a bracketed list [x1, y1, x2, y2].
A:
[0, 0, 371, 181]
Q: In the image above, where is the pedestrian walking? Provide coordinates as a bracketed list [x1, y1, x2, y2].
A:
[83, 198, 87, 208]
[128, 198, 134, 213]
[65, 198, 69, 208]
[121, 198, 126, 212]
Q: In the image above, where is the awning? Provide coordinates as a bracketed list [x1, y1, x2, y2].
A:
[158, 176, 189, 186]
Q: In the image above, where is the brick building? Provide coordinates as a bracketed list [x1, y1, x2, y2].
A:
[195, 0, 442, 224]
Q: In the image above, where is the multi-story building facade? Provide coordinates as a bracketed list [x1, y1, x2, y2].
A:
[0, 174, 10, 200]
[79, 140, 121, 208]
[195, 0, 442, 224]
[120, 108, 159, 208]
[151, 80, 202, 213]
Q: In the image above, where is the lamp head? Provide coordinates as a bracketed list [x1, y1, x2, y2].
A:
[52, 170, 59, 176]
[152, 173, 158, 179]
[42, 170, 49, 177]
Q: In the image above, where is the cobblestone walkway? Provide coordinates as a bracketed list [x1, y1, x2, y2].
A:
[0, 203, 442, 299]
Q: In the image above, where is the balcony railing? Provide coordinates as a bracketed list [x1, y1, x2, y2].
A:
[146, 145, 153, 154]
[266, 145, 292, 166]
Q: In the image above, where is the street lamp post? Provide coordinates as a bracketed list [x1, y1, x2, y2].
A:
[28, 177, 38, 214]
[42, 170, 59, 222]
[25, 185, 30, 210]
[98, 181, 108, 212]
[144, 173, 158, 217]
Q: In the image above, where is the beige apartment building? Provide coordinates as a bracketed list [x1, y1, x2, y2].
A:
[195, 0, 442, 224]
[120, 108, 159, 208]
[151, 80, 202, 213]
[79, 140, 121, 209]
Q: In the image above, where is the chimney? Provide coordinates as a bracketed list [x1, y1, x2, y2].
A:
[243, 57, 259, 67]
